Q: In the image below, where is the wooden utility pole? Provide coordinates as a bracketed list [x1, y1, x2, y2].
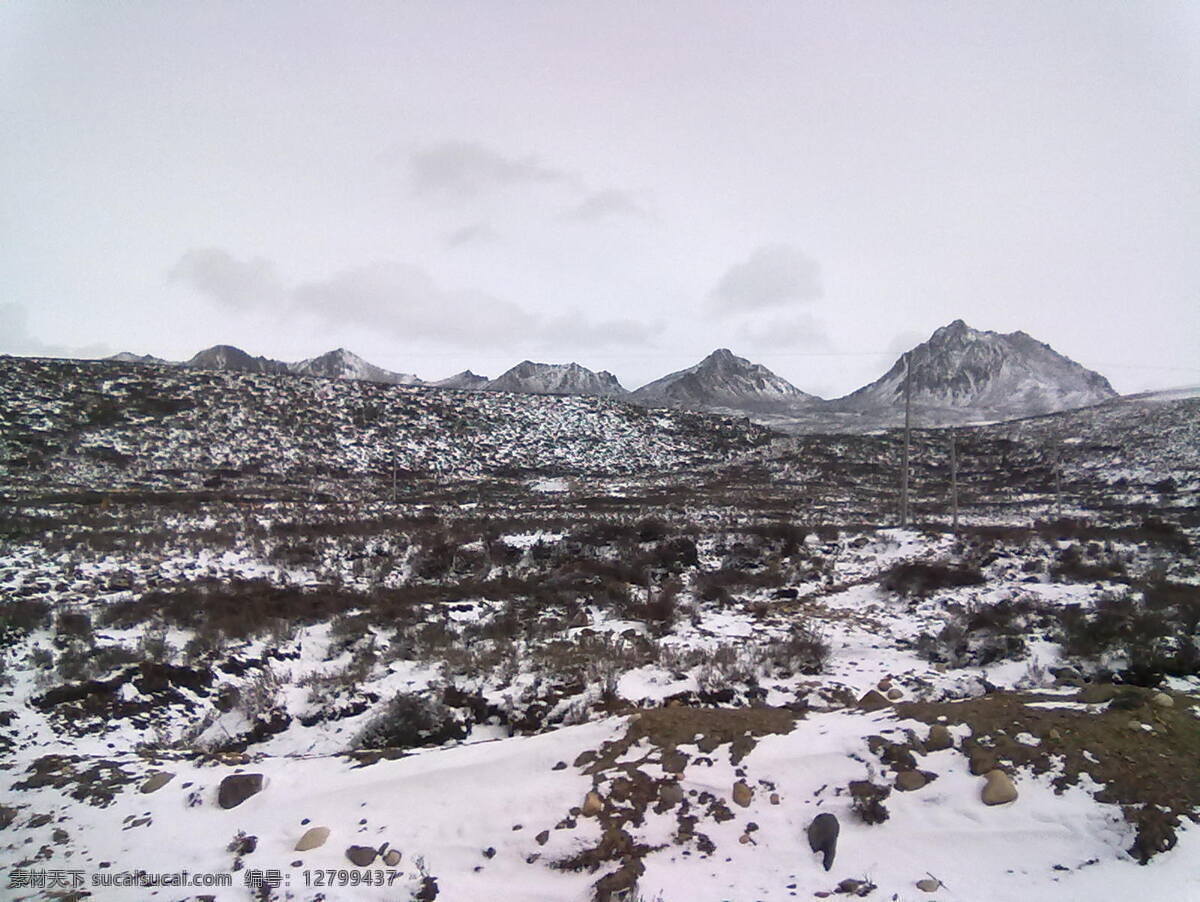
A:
[900, 352, 912, 527]
[1052, 444, 1062, 520]
[949, 430, 958, 534]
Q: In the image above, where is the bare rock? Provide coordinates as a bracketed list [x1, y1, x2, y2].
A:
[807, 812, 839, 871]
[1152, 691, 1174, 709]
[981, 770, 1018, 806]
[217, 773, 265, 810]
[582, 790, 604, 817]
[346, 845, 378, 867]
[895, 770, 926, 792]
[968, 748, 997, 776]
[732, 780, 753, 808]
[925, 724, 953, 752]
[383, 848, 402, 867]
[916, 877, 941, 891]
[658, 782, 684, 806]
[886, 688, 904, 701]
[857, 690, 891, 711]
[294, 826, 330, 852]
[140, 772, 175, 794]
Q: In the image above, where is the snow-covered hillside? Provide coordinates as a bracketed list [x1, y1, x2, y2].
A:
[834, 320, 1116, 419]
[631, 348, 819, 413]
[290, 348, 421, 385]
[485, 361, 628, 398]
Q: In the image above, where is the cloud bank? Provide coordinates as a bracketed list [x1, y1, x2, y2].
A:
[168, 249, 656, 351]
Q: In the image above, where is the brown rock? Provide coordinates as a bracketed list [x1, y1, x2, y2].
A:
[658, 782, 684, 806]
[732, 780, 753, 808]
[895, 770, 926, 792]
[535, 830, 549, 846]
[382, 849, 402, 867]
[294, 827, 330, 852]
[968, 749, 997, 776]
[769, 793, 781, 805]
[346, 845, 378, 867]
[857, 690, 891, 711]
[582, 790, 604, 817]
[925, 724, 953, 752]
[140, 772, 174, 794]
[1152, 691, 1174, 709]
[886, 688, 904, 701]
[916, 877, 941, 891]
[218, 773, 265, 809]
[981, 770, 1018, 806]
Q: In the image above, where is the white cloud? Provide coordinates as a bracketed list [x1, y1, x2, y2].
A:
[168, 249, 661, 352]
[738, 313, 831, 350]
[564, 189, 650, 223]
[167, 248, 286, 311]
[711, 244, 822, 314]
[409, 141, 570, 198]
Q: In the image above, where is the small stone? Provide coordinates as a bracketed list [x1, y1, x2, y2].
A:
[483, 847, 496, 859]
[877, 679, 893, 691]
[1151, 692, 1174, 708]
[294, 827, 330, 852]
[1047, 728, 1062, 742]
[659, 782, 684, 806]
[968, 749, 997, 776]
[738, 833, 751, 844]
[916, 877, 941, 892]
[140, 772, 174, 794]
[732, 780, 753, 808]
[383, 849, 402, 867]
[217, 773, 266, 810]
[535, 830, 549, 846]
[552, 761, 567, 770]
[895, 770, 926, 792]
[886, 688, 903, 701]
[582, 790, 604, 817]
[346, 845, 377, 867]
[981, 770, 1018, 806]
[769, 793, 780, 805]
[857, 690, 891, 711]
[925, 724, 953, 751]
[291, 860, 302, 868]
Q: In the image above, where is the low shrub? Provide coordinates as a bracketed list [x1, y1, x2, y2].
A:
[881, 561, 985, 597]
[354, 691, 467, 750]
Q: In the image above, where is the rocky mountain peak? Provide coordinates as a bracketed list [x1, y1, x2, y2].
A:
[835, 320, 1116, 417]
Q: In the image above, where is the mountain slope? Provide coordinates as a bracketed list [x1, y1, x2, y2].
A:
[833, 320, 1116, 418]
[290, 348, 421, 385]
[485, 361, 627, 397]
[186, 344, 291, 375]
[432, 370, 490, 390]
[631, 348, 820, 412]
[106, 351, 178, 366]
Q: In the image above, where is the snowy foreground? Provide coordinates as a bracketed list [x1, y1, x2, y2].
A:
[1, 358, 1198, 900]
[3, 703, 1198, 902]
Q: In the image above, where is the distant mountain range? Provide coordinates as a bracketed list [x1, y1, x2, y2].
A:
[631, 348, 820, 412]
[105, 320, 1118, 431]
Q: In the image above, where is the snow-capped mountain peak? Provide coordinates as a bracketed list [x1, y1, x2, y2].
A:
[631, 348, 819, 412]
[485, 361, 627, 397]
[290, 348, 421, 385]
[834, 320, 1116, 417]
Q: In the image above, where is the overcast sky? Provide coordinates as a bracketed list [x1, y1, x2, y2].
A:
[2, 1, 1197, 396]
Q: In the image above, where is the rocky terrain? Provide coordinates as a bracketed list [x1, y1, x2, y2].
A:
[0, 355, 1197, 901]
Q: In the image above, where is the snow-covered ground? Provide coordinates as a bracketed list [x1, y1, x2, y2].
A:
[1, 358, 1198, 901]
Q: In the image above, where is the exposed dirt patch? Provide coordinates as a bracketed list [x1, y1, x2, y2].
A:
[554, 707, 798, 900]
[896, 687, 1200, 861]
